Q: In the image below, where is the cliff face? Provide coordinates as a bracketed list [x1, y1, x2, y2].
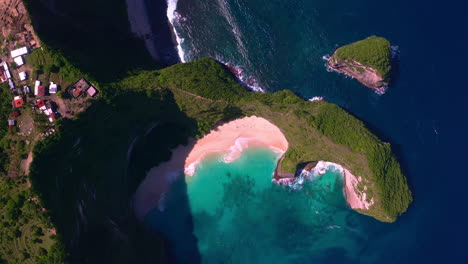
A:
[327, 55, 388, 90]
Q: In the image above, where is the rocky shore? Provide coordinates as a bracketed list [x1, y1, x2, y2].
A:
[327, 54, 387, 91]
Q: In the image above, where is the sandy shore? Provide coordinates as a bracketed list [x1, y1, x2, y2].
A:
[134, 116, 289, 219]
[343, 168, 374, 210]
[185, 116, 289, 175]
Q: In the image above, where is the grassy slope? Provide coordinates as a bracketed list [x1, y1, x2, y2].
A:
[334, 36, 392, 81]
[117, 58, 412, 222]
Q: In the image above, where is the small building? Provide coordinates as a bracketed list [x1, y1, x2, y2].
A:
[36, 99, 46, 110]
[14, 56, 24, 66]
[87, 86, 97, 97]
[19, 72, 27, 81]
[8, 120, 15, 132]
[11, 47, 28, 58]
[34, 80, 41, 95]
[12, 96, 24, 108]
[1, 62, 11, 79]
[49, 82, 58, 93]
[37, 86, 46, 96]
[68, 78, 92, 98]
[0, 68, 6, 83]
[49, 112, 57, 123]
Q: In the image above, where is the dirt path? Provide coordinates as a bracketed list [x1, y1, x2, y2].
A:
[20, 151, 33, 175]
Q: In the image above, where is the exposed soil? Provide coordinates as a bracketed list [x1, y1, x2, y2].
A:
[327, 55, 386, 90]
[0, 0, 41, 57]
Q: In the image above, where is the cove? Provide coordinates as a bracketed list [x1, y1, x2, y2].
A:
[145, 147, 368, 263]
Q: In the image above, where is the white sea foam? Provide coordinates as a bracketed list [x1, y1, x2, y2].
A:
[186, 137, 283, 176]
[166, 0, 186, 62]
[308, 96, 324, 102]
[277, 161, 345, 190]
[216, 57, 266, 92]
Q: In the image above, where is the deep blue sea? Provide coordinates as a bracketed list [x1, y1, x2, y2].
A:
[144, 0, 468, 262]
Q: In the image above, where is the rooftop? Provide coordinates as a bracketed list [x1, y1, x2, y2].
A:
[11, 47, 28, 58]
[13, 97, 24, 108]
[14, 56, 24, 66]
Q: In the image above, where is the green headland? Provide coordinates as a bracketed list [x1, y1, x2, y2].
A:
[328, 36, 393, 90]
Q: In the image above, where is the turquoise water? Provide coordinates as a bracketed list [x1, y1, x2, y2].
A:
[145, 148, 367, 263]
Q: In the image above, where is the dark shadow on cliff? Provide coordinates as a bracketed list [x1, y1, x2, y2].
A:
[24, 0, 170, 83]
[29, 89, 202, 263]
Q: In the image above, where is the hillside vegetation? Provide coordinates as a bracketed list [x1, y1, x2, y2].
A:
[27, 58, 411, 262]
[117, 58, 412, 222]
[334, 36, 392, 81]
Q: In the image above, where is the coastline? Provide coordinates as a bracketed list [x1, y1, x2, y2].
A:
[326, 54, 387, 94]
[134, 116, 289, 219]
[307, 161, 373, 210]
[133, 114, 373, 220]
[184, 116, 289, 176]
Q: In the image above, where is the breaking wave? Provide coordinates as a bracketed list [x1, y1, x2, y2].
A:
[276, 161, 344, 190]
[166, 0, 186, 62]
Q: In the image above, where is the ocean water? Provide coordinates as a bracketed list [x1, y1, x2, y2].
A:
[146, 148, 371, 263]
[145, 0, 468, 262]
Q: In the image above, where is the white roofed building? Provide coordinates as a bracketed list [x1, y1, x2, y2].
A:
[13, 56, 24, 66]
[34, 80, 41, 96]
[1, 62, 11, 79]
[11, 47, 28, 58]
[19, 72, 27, 81]
[49, 82, 58, 93]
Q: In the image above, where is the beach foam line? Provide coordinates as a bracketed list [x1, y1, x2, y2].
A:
[184, 116, 288, 176]
[167, 0, 186, 62]
[218, 58, 266, 92]
[185, 137, 285, 175]
[277, 161, 374, 210]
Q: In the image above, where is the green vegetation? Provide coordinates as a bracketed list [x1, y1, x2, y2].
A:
[334, 36, 392, 80]
[0, 83, 13, 172]
[24, 46, 83, 88]
[117, 58, 411, 222]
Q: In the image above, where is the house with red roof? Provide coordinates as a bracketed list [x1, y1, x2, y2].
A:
[36, 99, 46, 109]
[12, 96, 24, 108]
[0, 68, 7, 83]
[37, 85, 46, 96]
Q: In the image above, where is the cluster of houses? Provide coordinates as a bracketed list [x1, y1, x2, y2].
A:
[0, 47, 29, 88]
[35, 99, 56, 123]
[1, 45, 99, 134]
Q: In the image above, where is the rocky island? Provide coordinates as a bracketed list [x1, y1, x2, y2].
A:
[327, 36, 393, 91]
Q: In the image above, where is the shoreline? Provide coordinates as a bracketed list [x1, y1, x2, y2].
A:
[184, 116, 289, 176]
[133, 116, 372, 220]
[134, 116, 289, 219]
[326, 54, 386, 93]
